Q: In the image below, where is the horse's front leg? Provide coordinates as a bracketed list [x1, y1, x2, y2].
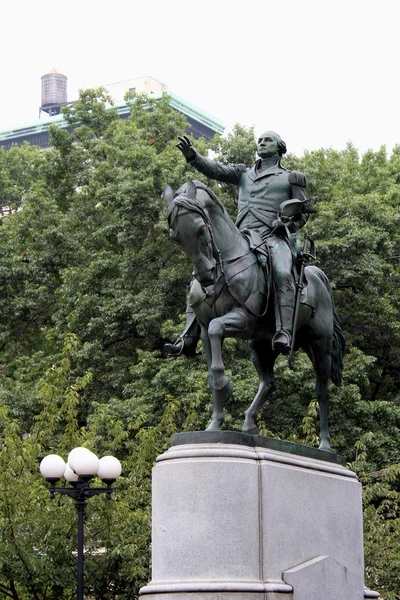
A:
[206, 309, 250, 430]
[201, 332, 225, 431]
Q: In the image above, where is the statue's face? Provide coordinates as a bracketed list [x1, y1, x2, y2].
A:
[257, 132, 279, 158]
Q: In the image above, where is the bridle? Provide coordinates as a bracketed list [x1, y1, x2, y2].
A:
[168, 184, 269, 316]
[167, 192, 225, 278]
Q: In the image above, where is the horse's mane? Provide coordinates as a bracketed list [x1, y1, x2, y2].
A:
[168, 180, 226, 229]
[176, 180, 226, 211]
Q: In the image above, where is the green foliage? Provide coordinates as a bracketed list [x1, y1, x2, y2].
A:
[61, 87, 119, 140]
[0, 91, 399, 598]
[0, 339, 87, 600]
[284, 144, 400, 400]
[349, 437, 400, 598]
[0, 143, 44, 212]
[211, 123, 257, 166]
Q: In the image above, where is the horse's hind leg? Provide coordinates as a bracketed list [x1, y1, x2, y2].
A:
[310, 343, 332, 451]
[243, 340, 276, 435]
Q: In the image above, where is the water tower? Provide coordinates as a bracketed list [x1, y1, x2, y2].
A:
[40, 68, 67, 117]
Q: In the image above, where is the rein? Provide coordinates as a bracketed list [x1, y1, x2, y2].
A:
[169, 185, 270, 317]
[168, 194, 225, 276]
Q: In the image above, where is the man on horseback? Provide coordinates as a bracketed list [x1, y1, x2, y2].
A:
[166, 131, 316, 356]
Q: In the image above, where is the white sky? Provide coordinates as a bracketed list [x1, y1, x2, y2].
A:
[1, 0, 399, 157]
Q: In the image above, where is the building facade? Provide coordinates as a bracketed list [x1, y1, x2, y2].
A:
[0, 76, 224, 151]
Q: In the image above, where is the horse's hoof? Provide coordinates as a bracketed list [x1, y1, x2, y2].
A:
[206, 421, 222, 431]
[318, 443, 333, 453]
[242, 426, 259, 436]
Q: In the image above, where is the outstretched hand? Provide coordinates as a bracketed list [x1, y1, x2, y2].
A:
[176, 135, 196, 161]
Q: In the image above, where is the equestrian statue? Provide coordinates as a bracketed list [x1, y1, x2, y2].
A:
[164, 132, 345, 451]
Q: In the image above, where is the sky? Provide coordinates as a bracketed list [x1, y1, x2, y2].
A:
[1, 0, 399, 157]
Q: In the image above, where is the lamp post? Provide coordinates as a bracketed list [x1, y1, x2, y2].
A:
[40, 448, 121, 600]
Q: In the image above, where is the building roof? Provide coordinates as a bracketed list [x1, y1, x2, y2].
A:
[0, 91, 224, 149]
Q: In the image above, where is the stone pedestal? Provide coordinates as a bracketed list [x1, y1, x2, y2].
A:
[139, 432, 379, 600]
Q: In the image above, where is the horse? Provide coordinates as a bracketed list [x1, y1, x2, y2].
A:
[164, 179, 345, 451]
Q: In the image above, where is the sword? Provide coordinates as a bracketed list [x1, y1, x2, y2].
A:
[289, 235, 315, 368]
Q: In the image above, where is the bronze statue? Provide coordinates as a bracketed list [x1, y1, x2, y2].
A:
[164, 132, 345, 450]
[167, 132, 316, 356]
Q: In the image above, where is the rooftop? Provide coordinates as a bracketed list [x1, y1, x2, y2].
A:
[0, 91, 224, 148]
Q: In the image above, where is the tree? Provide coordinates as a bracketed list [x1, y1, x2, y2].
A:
[0, 143, 44, 213]
[0, 91, 399, 598]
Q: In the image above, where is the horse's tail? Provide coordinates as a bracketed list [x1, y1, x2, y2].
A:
[312, 267, 345, 386]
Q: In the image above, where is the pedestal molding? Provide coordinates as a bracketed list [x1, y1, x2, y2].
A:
[157, 443, 356, 479]
[364, 589, 380, 598]
[255, 448, 356, 478]
[171, 431, 347, 466]
[140, 581, 293, 594]
[156, 445, 256, 463]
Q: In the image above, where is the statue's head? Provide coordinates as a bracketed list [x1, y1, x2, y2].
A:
[257, 131, 287, 158]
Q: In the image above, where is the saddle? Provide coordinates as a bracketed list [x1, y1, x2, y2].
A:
[241, 210, 317, 313]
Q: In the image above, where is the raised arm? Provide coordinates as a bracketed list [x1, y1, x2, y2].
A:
[176, 136, 246, 185]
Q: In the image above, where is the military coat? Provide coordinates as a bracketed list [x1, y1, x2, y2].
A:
[188, 153, 308, 236]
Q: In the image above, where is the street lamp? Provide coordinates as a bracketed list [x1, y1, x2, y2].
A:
[40, 447, 122, 600]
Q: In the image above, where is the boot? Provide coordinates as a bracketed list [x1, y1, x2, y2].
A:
[272, 305, 294, 355]
[165, 335, 198, 358]
[272, 330, 292, 355]
[164, 311, 200, 358]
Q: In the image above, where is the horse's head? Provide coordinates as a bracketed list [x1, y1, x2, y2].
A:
[164, 179, 218, 287]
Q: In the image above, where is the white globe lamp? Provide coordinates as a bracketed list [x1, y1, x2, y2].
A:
[67, 447, 93, 471]
[64, 463, 79, 483]
[72, 450, 100, 479]
[97, 456, 122, 483]
[40, 454, 66, 483]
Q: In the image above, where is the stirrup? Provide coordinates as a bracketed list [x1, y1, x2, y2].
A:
[272, 330, 292, 354]
[165, 340, 185, 357]
[165, 337, 198, 358]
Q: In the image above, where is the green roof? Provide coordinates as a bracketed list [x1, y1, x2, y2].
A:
[0, 92, 224, 142]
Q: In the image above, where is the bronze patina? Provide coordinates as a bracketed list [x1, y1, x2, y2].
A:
[169, 132, 317, 356]
[164, 156, 345, 450]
